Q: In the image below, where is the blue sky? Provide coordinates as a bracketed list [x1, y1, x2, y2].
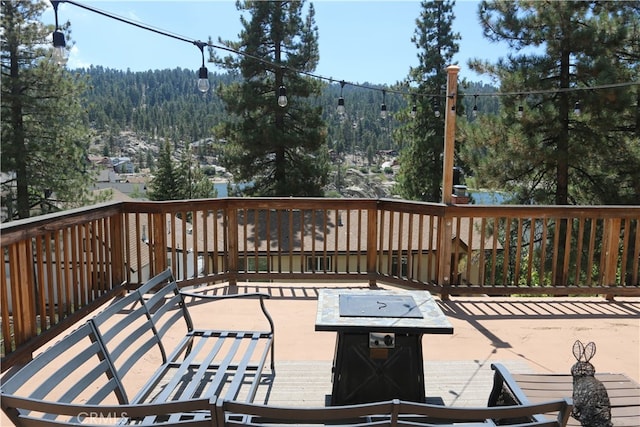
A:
[45, 0, 507, 85]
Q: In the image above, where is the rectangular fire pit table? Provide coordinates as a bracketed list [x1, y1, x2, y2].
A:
[315, 289, 453, 405]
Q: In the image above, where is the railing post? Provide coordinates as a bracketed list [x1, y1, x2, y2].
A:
[603, 218, 621, 300]
[437, 65, 460, 300]
[437, 212, 453, 300]
[441, 65, 460, 206]
[367, 204, 378, 287]
[150, 213, 168, 278]
[227, 206, 239, 291]
[109, 212, 125, 287]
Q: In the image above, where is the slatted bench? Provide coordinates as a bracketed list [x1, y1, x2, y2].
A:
[488, 363, 640, 427]
[215, 396, 573, 427]
[90, 269, 275, 405]
[1, 268, 274, 426]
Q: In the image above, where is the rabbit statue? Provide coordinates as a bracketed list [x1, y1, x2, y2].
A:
[571, 340, 612, 427]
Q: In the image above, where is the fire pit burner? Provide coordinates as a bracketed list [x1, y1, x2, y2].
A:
[339, 294, 423, 319]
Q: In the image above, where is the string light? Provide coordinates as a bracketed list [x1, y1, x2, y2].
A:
[195, 41, 210, 93]
[410, 94, 417, 119]
[380, 90, 388, 119]
[50, 0, 639, 112]
[517, 104, 524, 119]
[50, 1, 68, 65]
[574, 101, 581, 115]
[337, 80, 346, 116]
[277, 85, 288, 107]
[472, 95, 478, 118]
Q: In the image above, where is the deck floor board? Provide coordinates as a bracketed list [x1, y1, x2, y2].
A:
[254, 359, 533, 407]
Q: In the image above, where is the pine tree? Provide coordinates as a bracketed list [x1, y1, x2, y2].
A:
[465, 0, 639, 205]
[177, 144, 216, 200]
[213, 0, 328, 197]
[1, 0, 94, 220]
[148, 139, 180, 201]
[148, 140, 216, 201]
[395, 0, 460, 202]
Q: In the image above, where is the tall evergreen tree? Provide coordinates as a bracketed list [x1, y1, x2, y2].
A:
[395, 0, 460, 202]
[465, 0, 640, 205]
[148, 139, 180, 201]
[177, 144, 217, 200]
[213, 0, 328, 197]
[148, 140, 216, 201]
[1, 0, 94, 220]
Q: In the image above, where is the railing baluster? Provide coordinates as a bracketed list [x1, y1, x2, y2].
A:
[620, 218, 630, 285]
[34, 235, 47, 332]
[478, 217, 487, 287]
[513, 218, 523, 286]
[464, 216, 473, 286]
[632, 219, 640, 285]
[0, 255, 11, 353]
[526, 218, 536, 287]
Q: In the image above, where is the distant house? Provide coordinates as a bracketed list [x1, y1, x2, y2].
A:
[111, 157, 135, 174]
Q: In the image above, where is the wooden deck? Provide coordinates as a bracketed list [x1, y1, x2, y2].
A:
[255, 360, 535, 408]
[510, 372, 640, 427]
[2, 281, 639, 426]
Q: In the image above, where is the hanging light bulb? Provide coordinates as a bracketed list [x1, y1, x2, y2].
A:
[337, 97, 346, 116]
[433, 97, 441, 118]
[574, 101, 581, 116]
[380, 90, 387, 119]
[278, 85, 288, 107]
[197, 66, 210, 93]
[195, 42, 209, 93]
[472, 95, 478, 118]
[410, 94, 417, 119]
[517, 104, 524, 119]
[51, 1, 67, 65]
[52, 30, 67, 65]
[380, 103, 388, 119]
[337, 81, 346, 116]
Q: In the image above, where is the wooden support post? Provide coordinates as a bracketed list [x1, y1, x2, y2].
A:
[438, 65, 460, 299]
[110, 212, 125, 288]
[603, 218, 621, 301]
[442, 65, 460, 206]
[151, 213, 168, 278]
[227, 206, 238, 291]
[367, 205, 378, 287]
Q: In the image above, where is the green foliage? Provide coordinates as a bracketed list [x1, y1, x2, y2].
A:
[212, 1, 328, 197]
[148, 140, 216, 201]
[1, 0, 95, 220]
[79, 67, 231, 145]
[463, 0, 640, 205]
[148, 139, 179, 201]
[395, 0, 461, 202]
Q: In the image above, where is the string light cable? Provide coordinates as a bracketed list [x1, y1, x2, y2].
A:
[50, 0, 639, 111]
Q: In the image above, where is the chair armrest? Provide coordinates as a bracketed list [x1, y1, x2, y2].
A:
[488, 363, 533, 406]
[180, 291, 271, 301]
[180, 291, 275, 337]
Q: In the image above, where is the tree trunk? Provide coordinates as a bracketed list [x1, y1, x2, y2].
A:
[9, 27, 30, 219]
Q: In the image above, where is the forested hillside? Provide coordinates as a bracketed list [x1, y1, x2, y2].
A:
[78, 66, 497, 158]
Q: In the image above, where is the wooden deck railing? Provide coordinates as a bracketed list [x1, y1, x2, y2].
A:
[2, 198, 639, 369]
